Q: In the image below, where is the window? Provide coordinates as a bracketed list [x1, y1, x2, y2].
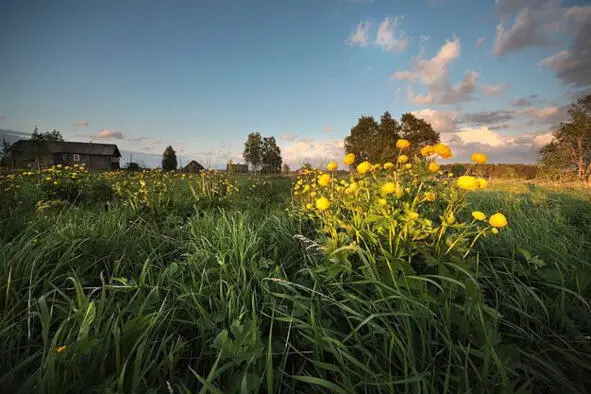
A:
[73, 154, 80, 162]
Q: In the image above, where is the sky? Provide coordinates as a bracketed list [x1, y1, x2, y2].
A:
[1, 0, 589, 168]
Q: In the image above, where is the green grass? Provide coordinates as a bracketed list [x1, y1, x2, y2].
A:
[0, 176, 590, 393]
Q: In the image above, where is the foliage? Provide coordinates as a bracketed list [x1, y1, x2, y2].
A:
[161, 145, 178, 171]
[243, 132, 263, 172]
[443, 163, 538, 179]
[538, 92, 591, 182]
[400, 112, 440, 155]
[344, 115, 379, 163]
[261, 136, 282, 173]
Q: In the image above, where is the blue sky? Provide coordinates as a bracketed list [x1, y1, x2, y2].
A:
[1, 0, 589, 167]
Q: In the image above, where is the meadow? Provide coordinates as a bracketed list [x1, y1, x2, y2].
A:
[1, 146, 590, 393]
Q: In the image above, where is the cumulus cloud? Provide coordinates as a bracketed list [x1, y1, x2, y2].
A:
[280, 139, 345, 167]
[539, 17, 591, 89]
[493, 0, 591, 56]
[393, 38, 479, 105]
[461, 109, 516, 125]
[489, 123, 512, 130]
[411, 108, 459, 133]
[127, 136, 149, 144]
[77, 120, 88, 126]
[375, 16, 410, 53]
[92, 129, 124, 140]
[346, 21, 372, 47]
[476, 37, 485, 48]
[510, 97, 533, 106]
[481, 83, 506, 96]
[280, 133, 295, 141]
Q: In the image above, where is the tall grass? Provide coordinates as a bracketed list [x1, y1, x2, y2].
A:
[0, 181, 590, 392]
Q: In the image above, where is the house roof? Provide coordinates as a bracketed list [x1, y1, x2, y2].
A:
[10, 140, 121, 157]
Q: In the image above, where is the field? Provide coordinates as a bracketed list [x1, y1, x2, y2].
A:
[1, 157, 590, 393]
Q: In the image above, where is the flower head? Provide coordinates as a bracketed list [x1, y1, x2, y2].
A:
[472, 211, 486, 221]
[397, 155, 409, 164]
[315, 197, 331, 211]
[383, 162, 394, 170]
[396, 139, 411, 150]
[381, 182, 397, 195]
[327, 161, 338, 171]
[456, 176, 479, 191]
[343, 153, 356, 166]
[318, 174, 331, 187]
[471, 152, 487, 165]
[421, 145, 434, 156]
[356, 161, 372, 175]
[489, 213, 507, 228]
[408, 211, 419, 220]
[425, 191, 436, 202]
[477, 177, 488, 189]
[57, 346, 66, 353]
[433, 143, 452, 159]
[427, 161, 440, 173]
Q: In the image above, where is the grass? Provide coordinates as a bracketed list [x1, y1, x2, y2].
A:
[0, 173, 590, 393]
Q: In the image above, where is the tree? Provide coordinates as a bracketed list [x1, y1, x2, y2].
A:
[30, 127, 64, 142]
[344, 116, 379, 163]
[243, 132, 263, 173]
[261, 136, 282, 173]
[538, 93, 591, 183]
[162, 145, 178, 171]
[375, 111, 401, 163]
[0, 139, 11, 166]
[282, 163, 290, 173]
[399, 113, 440, 154]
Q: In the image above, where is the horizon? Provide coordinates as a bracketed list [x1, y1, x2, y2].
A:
[1, 0, 589, 168]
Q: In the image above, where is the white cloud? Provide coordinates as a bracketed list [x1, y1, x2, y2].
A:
[481, 83, 506, 96]
[375, 16, 410, 53]
[346, 21, 372, 47]
[533, 131, 554, 145]
[519, 105, 560, 119]
[93, 129, 124, 140]
[476, 37, 485, 48]
[280, 133, 295, 141]
[280, 138, 345, 168]
[411, 108, 459, 133]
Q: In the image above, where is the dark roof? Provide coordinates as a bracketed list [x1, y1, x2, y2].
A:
[184, 160, 205, 172]
[10, 140, 121, 157]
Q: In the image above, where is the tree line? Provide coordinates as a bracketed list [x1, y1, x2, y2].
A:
[243, 132, 283, 173]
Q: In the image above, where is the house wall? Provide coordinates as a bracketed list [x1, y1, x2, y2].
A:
[53, 153, 119, 169]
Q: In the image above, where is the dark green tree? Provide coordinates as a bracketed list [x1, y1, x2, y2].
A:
[161, 145, 178, 171]
[243, 132, 263, 173]
[344, 116, 379, 163]
[375, 111, 401, 163]
[538, 93, 591, 183]
[261, 136, 282, 173]
[400, 113, 440, 155]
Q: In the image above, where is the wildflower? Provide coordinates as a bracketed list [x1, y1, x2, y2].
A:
[425, 192, 436, 202]
[456, 176, 479, 191]
[343, 153, 356, 166]
[421, 145, 434, 156]
[405, 163, 412, 169]
[356, 161, 372, 175]
[471, 152, 487, 165]
[433, 143, 452, 159]
[57, 346, 66, 353]
[348, 182, 358, 192]
[381, 182, 397, 195]
[306, 203, 313, 210]
[383, 162, 394, 170]
[477, 177, 488, 189]
[489, 213, 507, 228]
[408, 211, 419, 220]
[318, 174, 331, 187]
[327, 161, 338, 171]
[446, 213, 456, 225]
[377, 198, 387, 206]
[427, 162, 440, 173]
[397, 155, 409, 164]
[315, 197, 331, 211]
[310, 191, 317, 197]
[396, 139, 411, 150]
[472, 211, 486, 221]
[492, 228, 499, 234]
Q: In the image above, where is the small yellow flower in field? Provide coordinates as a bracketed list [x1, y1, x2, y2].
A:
[491, 228, 499, 235]
[343, 153, 356, 166]
[383, 162, 394, 169]
[356, 161, 372, 175]
[306, 203, 313, 210]
[53, 181, 58, 185]
[327, 161, 338, 171]
[448, 172, 454, 178]
[472, 211, 486, 221]
[56, 346, 66, 353]
[427, 161, 440, 173]
[456, 176, 479, 191]
[303, 184, 311, 192]
[315, 197, 331, 211]
[377, 198, 387, 206]
[310, 191, 317, 197]
[397, 155, 409, 164]
[405, 163, 412, 169]
[56, 164, 62, 168]
[425, 191, 436, 202]
[340, 179, 347, 185]
[348, 182, 359, 192]
[471, 152, 488, 165]
[446, 213, 456, 225]
[381, 182, 396, 195]
[489, 213, 507, 228]
[396, 139, 411, 149]
[477, 177, 488, 189]
[408, 211, 419, 220]
[433, 143, 453, 159]
[318, 174, 331, 186]
[296, 179, 303, 185]
[294, 191, 299, 196]
[421, 145, 434, 156]
[372, 163, 381, 171]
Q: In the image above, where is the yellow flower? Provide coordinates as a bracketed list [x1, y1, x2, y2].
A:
[306, 203, 313, 210]
[315, 197, 331, 211]
[471, 152, 487, 165]
[397, 155, 409, 164]
[456, 176, 479, 191]
[408, 211, 419, 220]
[396, 139, 410, 149]
[477, 177, 488, 189]
[296, 179, 303, 185]
[425, 191, 436, 202]
[327, 161, 338, 171]
[421, 145, 434, 156]
[348, 182, 358, 192]
[356, 161, 372, 175]
[446, 213, 456, 225]
[433, 143, 453, 159]
[492, 228, 499, 234]
[427, 161, 440, 173]
[310, 191, 317, 197]
[57, 346, 66, 353]
[381, 182, 396, 195]
[343, 153, 356, 166]
[383, 162, 394, 169]
[404, 163, 412, 170]
[472, 211, 486, 221]
[377, 198, 387, 206]
[489, 213, 507, 228]
[318, 174, 331, 186]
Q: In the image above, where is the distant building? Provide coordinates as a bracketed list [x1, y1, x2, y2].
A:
[184, 160, 205, 173]
[7, 140, 121, 170]
[226, 162, 248, 173]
